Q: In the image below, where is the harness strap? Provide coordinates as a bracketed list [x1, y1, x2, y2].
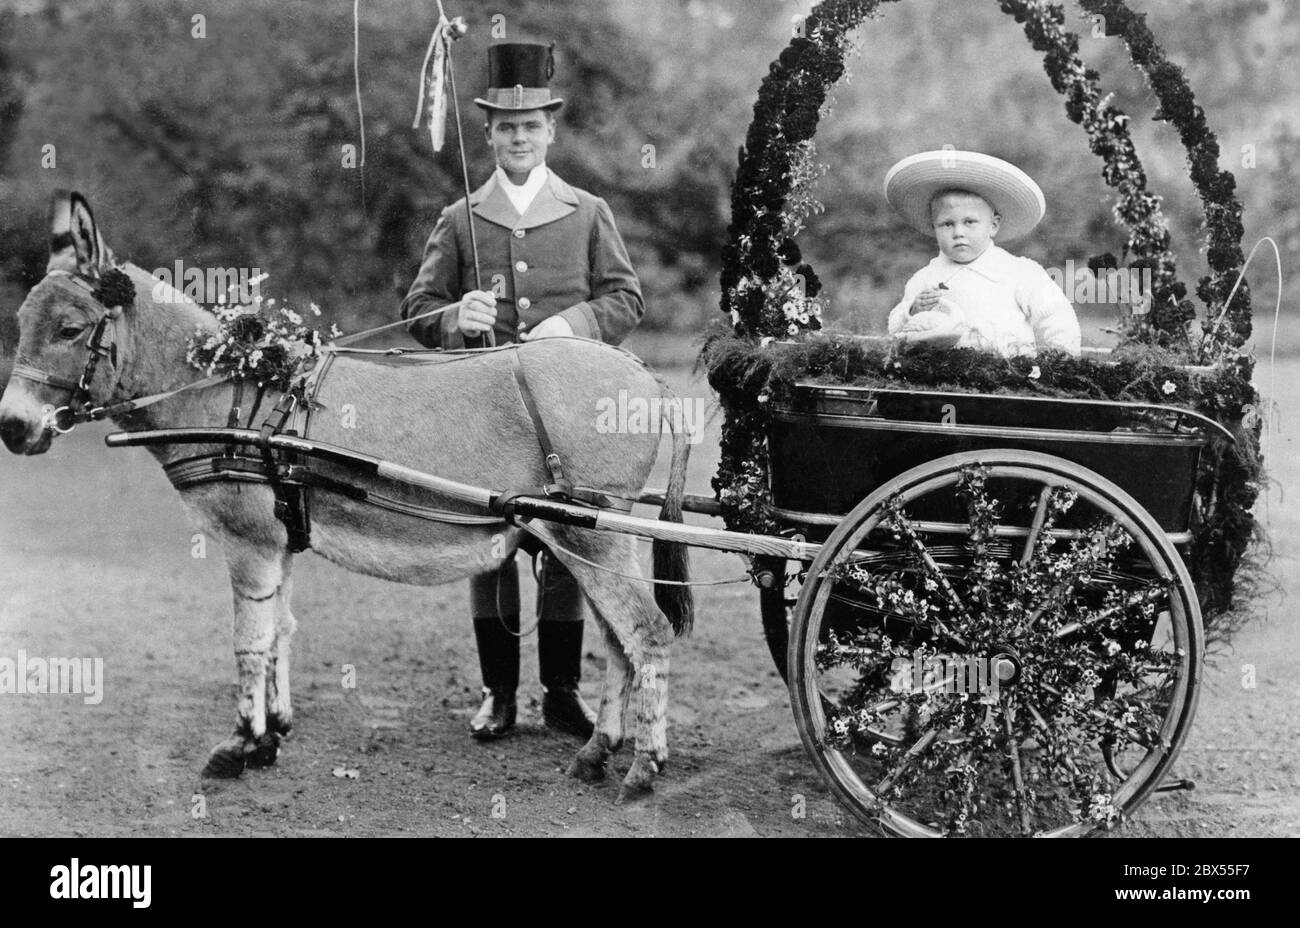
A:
[77, 316, 114, 392]
[509, 351, 571, 498]
[227, 378, 245, 429]
[163, 453, 505, 526]
[297, 351, 338, 439]
[11, 363, 81, 393]
[258, 391, 312, 553]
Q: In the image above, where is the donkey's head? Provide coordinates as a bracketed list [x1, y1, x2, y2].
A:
[0, 190, 133, 454]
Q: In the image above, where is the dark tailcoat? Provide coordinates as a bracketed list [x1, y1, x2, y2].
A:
[400, 169, 643, 349]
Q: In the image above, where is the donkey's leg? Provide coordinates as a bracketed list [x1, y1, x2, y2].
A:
[203, 544, 285, 778]
[545, 528, 673, 802]
[250, 552, 298, 768]
[567, 620, 633, 782]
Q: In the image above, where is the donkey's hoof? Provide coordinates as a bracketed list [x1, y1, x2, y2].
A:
[266, 712, 293, 737]
[202, 745, 247, 779]
[616, 755, 660, 803]
[567, 755, 607, 783]
[245, 732, 281, 769]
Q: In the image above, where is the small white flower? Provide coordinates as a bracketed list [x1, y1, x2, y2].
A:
[1029, 365, 1041, 380]
[787, 323, 799, 336]
[329, 323, 343, 339]
[798, 313, 809, 324]
[782, 301, 798, 319]
[1162, 380, 1176, 395]
[310, 303, 321, 316]
[285, 309, 302, 325]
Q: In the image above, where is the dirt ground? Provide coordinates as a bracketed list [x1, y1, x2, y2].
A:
[1, 334, 1296, 837]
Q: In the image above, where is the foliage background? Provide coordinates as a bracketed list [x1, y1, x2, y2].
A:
[0, 0, 1296, 348]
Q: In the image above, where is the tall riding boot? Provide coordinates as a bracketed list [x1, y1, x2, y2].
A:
[469, 613, 519, 739]
[537, 555, 597, 740]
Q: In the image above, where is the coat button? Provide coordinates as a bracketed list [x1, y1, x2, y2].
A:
[515, 260, 528, 272]
[513, 229, 525, 238]
[518, 297, 532, 310]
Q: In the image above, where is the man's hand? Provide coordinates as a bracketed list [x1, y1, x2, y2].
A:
[909, 287, 943, 315]
[457, 290, 498, 336]
[519, 315, 573, 341]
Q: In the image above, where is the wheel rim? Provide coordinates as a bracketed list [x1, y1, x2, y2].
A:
[788, 451, 1203, 838]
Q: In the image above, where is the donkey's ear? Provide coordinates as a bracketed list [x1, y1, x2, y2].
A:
[47, 190, 113, 277]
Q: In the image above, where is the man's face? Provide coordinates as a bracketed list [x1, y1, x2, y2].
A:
[930, 192, 1000, 264]
[485, 109, 556, 179]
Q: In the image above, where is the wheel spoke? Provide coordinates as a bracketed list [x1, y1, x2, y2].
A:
[875, 726, 939, 796]
[1003, 704, 1033, 837]
[884, 508, 970, 643]
[1035, 683, 1157, 747]
[1052, 583, 1170, 639]
[1025, 521, 1128, 632]
[1020, 485, 1055, 566]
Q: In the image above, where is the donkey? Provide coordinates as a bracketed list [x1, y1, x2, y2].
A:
[0, 192, 693, 801]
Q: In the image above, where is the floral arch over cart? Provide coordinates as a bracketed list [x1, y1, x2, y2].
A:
[703, 0, 1267, 834]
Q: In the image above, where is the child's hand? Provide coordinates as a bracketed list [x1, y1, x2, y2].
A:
[910, 288, 943, 315]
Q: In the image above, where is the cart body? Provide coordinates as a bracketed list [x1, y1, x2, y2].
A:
[767, 382, 1216, 541]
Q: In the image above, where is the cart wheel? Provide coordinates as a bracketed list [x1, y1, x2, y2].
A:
[788, 450, 1203, 837]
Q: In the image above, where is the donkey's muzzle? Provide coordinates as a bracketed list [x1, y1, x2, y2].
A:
[1, 412, 38, 454]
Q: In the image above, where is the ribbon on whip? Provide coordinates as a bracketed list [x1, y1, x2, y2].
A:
[413, 15, 457, 151]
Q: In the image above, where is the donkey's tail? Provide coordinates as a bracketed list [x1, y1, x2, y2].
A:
[653, 389, 695, 636]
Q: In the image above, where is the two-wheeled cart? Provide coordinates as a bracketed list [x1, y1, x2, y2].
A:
[110, 371, 1228, 836]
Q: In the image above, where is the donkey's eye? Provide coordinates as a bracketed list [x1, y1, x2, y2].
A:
[58, 324, 87, 340]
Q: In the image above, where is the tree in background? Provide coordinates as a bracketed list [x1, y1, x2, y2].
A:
[0, 0, 1295, 340]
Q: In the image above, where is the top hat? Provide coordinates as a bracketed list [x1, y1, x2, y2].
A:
[474, 42, 564, 113]
[884, 150, 1046, 242]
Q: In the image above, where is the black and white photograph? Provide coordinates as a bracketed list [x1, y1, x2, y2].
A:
[0, 0, 1293, 872]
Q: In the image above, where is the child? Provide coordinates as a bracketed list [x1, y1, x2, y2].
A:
[884, 150, 1081, 357]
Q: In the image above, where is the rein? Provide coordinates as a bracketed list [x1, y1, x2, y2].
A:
[13, 267, 462, 436]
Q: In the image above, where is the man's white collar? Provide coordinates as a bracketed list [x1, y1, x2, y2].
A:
[495, 163, 549, 215]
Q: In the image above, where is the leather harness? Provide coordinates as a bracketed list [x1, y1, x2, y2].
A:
[163, 344, 633, 553]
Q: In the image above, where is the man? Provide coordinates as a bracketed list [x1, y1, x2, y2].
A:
[400, 42, 644, 741]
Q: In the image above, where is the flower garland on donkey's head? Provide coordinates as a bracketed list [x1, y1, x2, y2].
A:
[704, 0, 1265, 646]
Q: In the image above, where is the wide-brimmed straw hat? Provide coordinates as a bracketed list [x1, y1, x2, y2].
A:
[474, 42, 564, 113]
[884, 150, 1046, 243]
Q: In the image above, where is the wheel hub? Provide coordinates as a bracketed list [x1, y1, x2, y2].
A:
[988, 646, 1022, 688]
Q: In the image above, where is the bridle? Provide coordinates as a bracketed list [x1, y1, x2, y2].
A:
[11, 269, 126, 434]
[9, 264, 467, 439]
[10, 267, 230, 437]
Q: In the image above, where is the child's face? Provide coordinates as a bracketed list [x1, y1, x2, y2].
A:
[930, 193, 1000, 263]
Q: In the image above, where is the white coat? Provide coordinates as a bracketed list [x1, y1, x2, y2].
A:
[888, 244, 1081, 357]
